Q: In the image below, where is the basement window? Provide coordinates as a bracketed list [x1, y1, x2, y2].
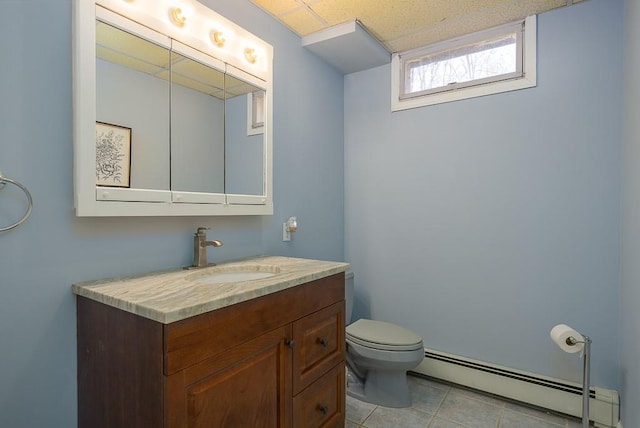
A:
[391, 16, 536, 111]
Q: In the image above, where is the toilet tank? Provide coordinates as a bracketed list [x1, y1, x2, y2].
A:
[345, 271, 354, 324]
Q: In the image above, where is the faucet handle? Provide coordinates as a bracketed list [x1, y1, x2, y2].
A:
[196, 226, 210, 235]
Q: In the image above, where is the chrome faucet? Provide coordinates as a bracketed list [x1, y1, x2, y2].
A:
[191, 227, 223, 268]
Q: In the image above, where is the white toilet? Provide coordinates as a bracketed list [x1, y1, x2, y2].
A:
[345, 271, 424, 408]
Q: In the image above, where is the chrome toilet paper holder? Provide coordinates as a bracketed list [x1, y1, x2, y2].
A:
[551, 326, 592, 428]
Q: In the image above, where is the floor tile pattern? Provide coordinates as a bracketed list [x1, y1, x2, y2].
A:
[345, 375, 589, 428]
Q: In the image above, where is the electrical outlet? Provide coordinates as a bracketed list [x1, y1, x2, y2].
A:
[283, 222, 291, 241]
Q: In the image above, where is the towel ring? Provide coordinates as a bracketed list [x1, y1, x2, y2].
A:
[0, 172, 33, 232]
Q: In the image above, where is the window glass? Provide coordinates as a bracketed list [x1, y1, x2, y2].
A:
[404, 32, 518, 97]
[392, 17, 536, 111]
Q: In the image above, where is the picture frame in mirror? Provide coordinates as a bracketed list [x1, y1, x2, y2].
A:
[95, 121, 132, 188]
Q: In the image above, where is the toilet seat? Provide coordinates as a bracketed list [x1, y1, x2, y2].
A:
[346, 319, 423, 351]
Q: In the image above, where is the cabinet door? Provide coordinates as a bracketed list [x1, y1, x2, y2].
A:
[293, 363, 345, 428]
[292, 302, 345, 394]
[166, 326, 292, 428]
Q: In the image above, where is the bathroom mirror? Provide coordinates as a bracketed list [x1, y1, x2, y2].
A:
[225, 71, 266, 198]
[170, 44, 226, 199]
[73, 0, 273, 216]
[95, 19, 171, 197]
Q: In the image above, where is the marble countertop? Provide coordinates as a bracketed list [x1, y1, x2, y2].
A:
[72, 256, 350, 324]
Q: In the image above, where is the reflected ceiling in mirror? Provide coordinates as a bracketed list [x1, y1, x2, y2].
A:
[96, 21, 175, 76]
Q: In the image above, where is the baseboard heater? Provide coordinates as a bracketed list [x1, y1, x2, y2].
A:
[412, 348, 619, 428]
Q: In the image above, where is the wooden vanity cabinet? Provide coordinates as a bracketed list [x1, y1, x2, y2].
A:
[77, 273, 345, 428]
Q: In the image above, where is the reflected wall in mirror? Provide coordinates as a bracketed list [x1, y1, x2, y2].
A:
[95, 20, 170, 192]
[225, 73, 265, 196]
[170, 48, 225, 195]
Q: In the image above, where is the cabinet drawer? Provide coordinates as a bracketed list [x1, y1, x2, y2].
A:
[292, 301, 345, 394]
[165, 274, 344, 375]
[293, 362, 345, 428]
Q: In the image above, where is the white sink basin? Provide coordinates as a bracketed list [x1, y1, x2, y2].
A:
[187, 265, 280, 284]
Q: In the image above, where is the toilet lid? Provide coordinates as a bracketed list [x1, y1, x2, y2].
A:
[346, 319, 423, 351]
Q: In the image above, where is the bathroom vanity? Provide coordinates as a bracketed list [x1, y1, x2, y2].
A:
[73, 257, 349, 428]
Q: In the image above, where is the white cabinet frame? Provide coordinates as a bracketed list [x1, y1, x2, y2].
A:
[73, 0, 273, 216]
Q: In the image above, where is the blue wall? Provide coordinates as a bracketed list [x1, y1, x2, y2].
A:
[0, 0, 344, 426]
[621, 0, 640, 424]
[345, 0, 623, 390]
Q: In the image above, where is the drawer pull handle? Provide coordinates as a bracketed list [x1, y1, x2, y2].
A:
[317, 405, 328, 415]
[317, 338, 328, 347]
[285, 339, 296, 348]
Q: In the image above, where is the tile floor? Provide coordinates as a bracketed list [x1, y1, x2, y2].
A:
[345, 375, 589, 428]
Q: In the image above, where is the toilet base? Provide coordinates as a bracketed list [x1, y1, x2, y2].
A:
[346, 368, 412, 408]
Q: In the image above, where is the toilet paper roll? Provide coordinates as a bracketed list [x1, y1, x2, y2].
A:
[550, 324, 584, 353]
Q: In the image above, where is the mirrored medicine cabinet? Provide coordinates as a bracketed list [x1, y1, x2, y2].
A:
[73, 0, 273, 216]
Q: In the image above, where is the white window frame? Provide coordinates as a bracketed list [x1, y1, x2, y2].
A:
[391, 15, 536, 111]
[247, 90, 265, 136]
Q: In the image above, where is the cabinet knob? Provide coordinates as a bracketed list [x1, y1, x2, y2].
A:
[317, 405, 328, 415]
[317, 338, 329, 347]
[285, 339, 296, 348]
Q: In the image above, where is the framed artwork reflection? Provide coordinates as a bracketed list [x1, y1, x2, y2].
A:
[95, 121, 131, 187]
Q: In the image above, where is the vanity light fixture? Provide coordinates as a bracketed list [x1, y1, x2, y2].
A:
[244, 47, 257, 64]
[98, 0, 270, 75]
[170, 7, 187, 27]
[211, 30, 225, 47]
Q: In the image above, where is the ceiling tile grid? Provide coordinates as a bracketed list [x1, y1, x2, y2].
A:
[250, 0, 584, 53]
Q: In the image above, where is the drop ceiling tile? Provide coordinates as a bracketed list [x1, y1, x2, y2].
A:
[172, 73, 224, 98]
[97, 47, 167, 76]
[253, 0, 586, 55]
[387, 0, 573, 52]
[305, 0, 371, 27]
[97, 21, 171, 68]
[171, 56, 225, 89]
[376, 0, 511, 38]
[250, 0, 302, 17]
[307, 0, 513, 47]
[279, 7, 327, 36]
